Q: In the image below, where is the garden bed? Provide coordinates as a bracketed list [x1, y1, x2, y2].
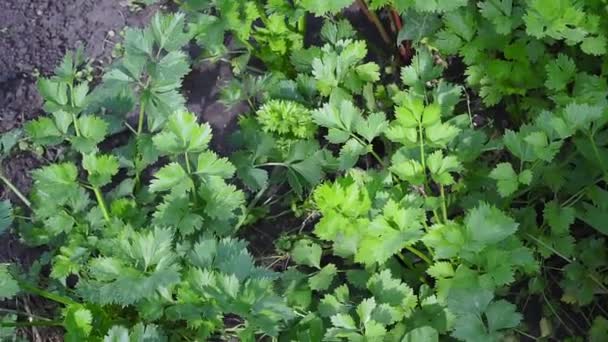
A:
[1, 0, 608, 341]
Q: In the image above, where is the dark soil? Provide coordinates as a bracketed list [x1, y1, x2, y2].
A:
[0, 1, 159, 133]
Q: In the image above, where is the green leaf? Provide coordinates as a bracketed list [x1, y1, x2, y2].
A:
[64, 305, 93, 341]
[0, 265, 19, 300]
[478, 0, 514, 34]
[578, 203, 608, 236]
[563, 103, 603, 134]
[489, 162, 519, 197]
[485, 299, 522, 332]
[356, 200, 424, 266]
[425, 123, 460, 147]
[196, 151, 235, 179]
[416, 0, 467, 12]
[25, 117, 63, 145]
[338, 139, 367, 170]
[198, 177, 244, 223]
[292, 240, 323, 269]
[426, 151, 462, 185]
[355, 63, 380, 83]
[150, 12, 190, 51]
[519, 169, 533, 185]
[451, 313, 488, 342]
[544, 201, 575, 235]
[391, 158, 425, 185]
[356, 112, 388, 142]
[300, 0, 354, 16]
[82, 154, 120, 188]
[149, 162, 194, 195]
[401, 48, 443, 89]
[448, 287, 493, 315]
[232, 152, 269, 191]
[427, 262, 455, 279]
[38, 78, 68, 106]
[104, 324, 165, 342]
[330, 313, 357, 330]
[367, 270, 417, 310]
[464, 203, 518, 250]
[153, 110, 212, 154]
[581, 35, 607, 56]
[357, 297, 376, 325]
[32, 162, 80, 201]
[398, 10, 441, 43]
[81, 230, 181, 306]
[313, 100, 363, 134]
[0, 129, 22, 155]
[124, 27, 154, 57]
[72, 116, 109, 153]
[394, 96, 425, 128]
[309, 264, 337, 291]
[545, 54, 576, 91]
[319, 286, 350, 317]
[590, 316, 608, 342]
[0, 200, 12, 234]
[73, 82, 89, 108]
[153, 194, 203, 236]
[402, 326, 439, 342]
[53, 110, 73, 134]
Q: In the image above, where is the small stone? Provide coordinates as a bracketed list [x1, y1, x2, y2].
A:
[108, 30, 115, 38]
[36, 9, 43, 16]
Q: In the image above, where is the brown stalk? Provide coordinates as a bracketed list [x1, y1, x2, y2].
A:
[355, 0, 392, 46]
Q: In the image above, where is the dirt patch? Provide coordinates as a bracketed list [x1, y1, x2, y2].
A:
[185, 61, 245, 155]
[0, 0, 158, 133]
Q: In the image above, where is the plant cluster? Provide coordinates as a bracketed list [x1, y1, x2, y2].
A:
[2, 0, 608, 341]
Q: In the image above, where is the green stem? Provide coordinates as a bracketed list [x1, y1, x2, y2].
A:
[396, 252, 415, 269]
[405, 245, 432, 265]
[137, 101, 146, 136]
[368, 149, 386, 168]
[72, 113, 81, 137]
[351, 134, 386, 168]
[93, 187, 111, 222]
[68, 83, 81, 137]
[0, 173, 31, 208]
[184, 152, 192, 174]
[253, 0, 270, 27]
[235, 184, 269, 231]
[255, 162, 287, 168]
[527, 233, 608, 293]
[418, 124, 426, 180]
[297, 15, 307, 35]
[562, 176, 604, 207]
[440, 185, 448, 222]
[589, 134, 607, 177]
[431, 209, 441, 224]
[18, 281, 78, 306]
